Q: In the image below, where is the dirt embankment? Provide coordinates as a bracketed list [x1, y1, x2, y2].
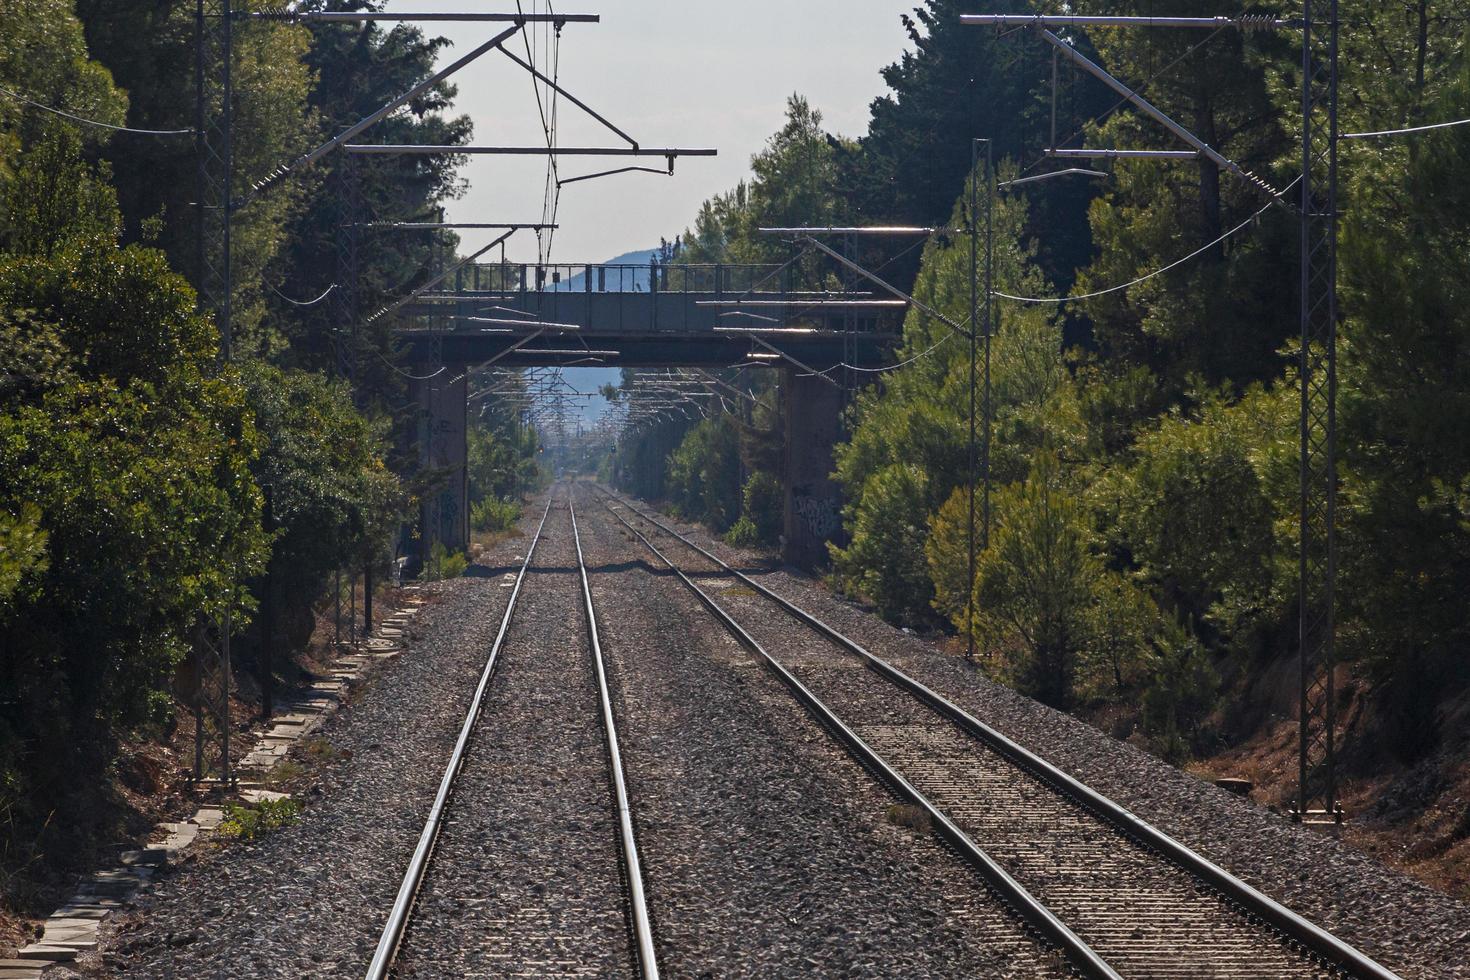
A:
[0, 577, 405, 958]
[1192, 673, 1470, 903]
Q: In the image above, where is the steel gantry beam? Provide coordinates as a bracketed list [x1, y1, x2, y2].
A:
[343, 145, 718, 157]
[963, 6, 1342, 823]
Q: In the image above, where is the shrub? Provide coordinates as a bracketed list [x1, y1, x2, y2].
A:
[971, 452, 1097, 708]
[422, 541, 468, 581]
[724, 515, 760, 547]
[741, 471, 782, 543]
[830, 463, 935, 623]
[471, 496, 521, 534]
[218, 798, 301, 841]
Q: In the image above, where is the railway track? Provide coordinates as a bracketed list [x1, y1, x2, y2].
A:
[365, 491, 658, 980]
[593, 484, 1401, 980]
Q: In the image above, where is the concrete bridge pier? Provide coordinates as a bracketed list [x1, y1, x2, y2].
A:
[414, 367, 469, 562]
[782, 369, 845, 566]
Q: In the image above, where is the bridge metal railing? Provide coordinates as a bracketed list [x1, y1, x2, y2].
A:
[434, 261, 903, 338]
[460, 261, 797, 297]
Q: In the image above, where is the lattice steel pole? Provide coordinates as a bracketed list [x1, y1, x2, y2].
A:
[193, 0, 234, 784]
[331, 154, 363, 384]
[967, 138, 995, 662]
[1295, 0, 1341, 825]
[196, 0, 232, 359]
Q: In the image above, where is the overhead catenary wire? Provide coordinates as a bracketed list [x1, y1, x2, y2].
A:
[0, 85, 194, 136]
[1341, 116, 1470, 138]
[995, 174, 1302, 304]
[266, 280, 337, 307]
[372, 347, 447, 381]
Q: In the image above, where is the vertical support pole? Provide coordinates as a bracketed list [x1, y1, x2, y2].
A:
[966, 138, 996, 662]
[332, 154, 362, 384]
[1296, 0, 1341, 824]
[334, 566, 342, 647]
[983, 144, 994, 555]
[194, 0, 233, 356]
[261, 484, 275, 721]
[192, 613, 232, 783]
[363, 561, 374, 638]
[967, 140, 980, 661]
[193, 0, 234, 785]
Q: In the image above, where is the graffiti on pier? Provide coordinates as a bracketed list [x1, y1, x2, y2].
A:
[793, 488, 841, 540]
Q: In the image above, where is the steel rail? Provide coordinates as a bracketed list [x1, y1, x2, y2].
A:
[363, 496, 554, 980]
[596, 486, 1404, 980]
[594, 495, 1120, 980]
[568, 495, 660, 979]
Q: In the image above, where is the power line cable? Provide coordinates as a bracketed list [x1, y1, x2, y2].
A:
[995, 174, 1302, 304]
[266, 280, 338, 306]
[372, 347, 447, 381]
[1341, 116, 1470, 138]
[0, 85, 193, 136]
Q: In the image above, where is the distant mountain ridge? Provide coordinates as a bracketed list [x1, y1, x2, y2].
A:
[549, 248, 659, 293]
[547, 247, 655, 419]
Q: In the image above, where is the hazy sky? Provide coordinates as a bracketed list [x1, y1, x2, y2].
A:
[379, 1, 916, 263]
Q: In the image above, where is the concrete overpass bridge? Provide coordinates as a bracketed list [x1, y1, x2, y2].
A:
[396, 260, 906, 565]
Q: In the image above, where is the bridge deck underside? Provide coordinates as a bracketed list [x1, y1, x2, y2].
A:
[395, 288, 903, 369]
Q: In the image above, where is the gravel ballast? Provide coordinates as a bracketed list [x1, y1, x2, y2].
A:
[101, 505, 548, 979]
[610, 489, 1470, 980]
[390, 499, 632, 978]
[578, 490, 1070, 978]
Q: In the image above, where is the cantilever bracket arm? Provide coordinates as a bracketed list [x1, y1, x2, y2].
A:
[364, 227, 520, 326]
[245, 24, 522, 202]
[797, 236, 974, 341]
[960, 13, 1294, 30]
[745, 334, 841, 388]
[1036, 29, 1284, 202]
[495, 45, 638, 148]
[558, 161, 673, 189]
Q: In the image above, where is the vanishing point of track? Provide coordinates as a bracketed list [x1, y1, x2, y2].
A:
[365, 491, 659, 980]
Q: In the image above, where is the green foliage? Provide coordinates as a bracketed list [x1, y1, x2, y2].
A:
[0, 236, 267, 835]
[722, 471, 785, 548]
[1139, 616, 1218, 764]
[422, 541, 468, 582]
[0, 503, 47, 612]
[1103, 387, 1282, 638]
[218, 798, 301, 841]
[466, 403, 543, 508]
[665, 417, 741, 532]
[969, 453, 1098, 707]
[471, 496, 521, 535]
[70, 0, 317, 357]
[834, 165, 1076, 621]
[1074, 4, 1295, 393]
[264, 9, 472, 382]
[242, 362, 400, 570]
[741, 471, 783, 544]
[1331, 58, 1470, 757]
[723, 516, 761, 548]
[841, 0, 1103, 285]
[680, 95, 845, 265]
[832, 463, 935, 623]
[240, 362, 401, 653]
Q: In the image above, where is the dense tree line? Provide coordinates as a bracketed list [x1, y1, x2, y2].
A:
[630, 1, 1469, 794]
[0, 0, 540, 883]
